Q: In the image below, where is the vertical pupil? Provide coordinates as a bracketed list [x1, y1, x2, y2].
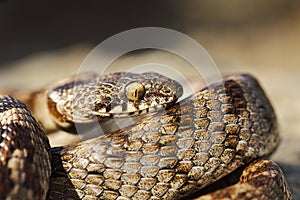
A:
[134, 89, 138, 98]
[125, 82, 145, 101]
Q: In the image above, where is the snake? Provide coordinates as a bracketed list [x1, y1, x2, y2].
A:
[0, 72, 292, 200]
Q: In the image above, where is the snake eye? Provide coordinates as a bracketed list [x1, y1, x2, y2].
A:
[125, 82, 145, 101]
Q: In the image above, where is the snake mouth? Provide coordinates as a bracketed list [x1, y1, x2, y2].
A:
[93, 95, 179, 118]
[105, 103, 170, 118]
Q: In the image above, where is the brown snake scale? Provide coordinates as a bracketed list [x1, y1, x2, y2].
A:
[0, 73, 292, 199]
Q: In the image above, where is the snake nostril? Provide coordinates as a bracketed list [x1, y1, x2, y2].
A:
[161, 88, 171, 94]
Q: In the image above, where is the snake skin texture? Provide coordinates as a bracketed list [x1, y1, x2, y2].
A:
[0, 73, 291, 200]
[0, 96, 51, 199]
[194, 159, 291, 200]
[47, 72, 183, 133]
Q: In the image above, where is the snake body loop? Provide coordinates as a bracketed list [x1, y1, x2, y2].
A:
[0, 96, 51, 200]
[0, 73, 291, 200]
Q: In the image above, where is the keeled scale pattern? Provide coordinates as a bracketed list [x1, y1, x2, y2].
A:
[0, 95, 51, 199]
[196, 159, 291, 200]
[47, 74, 280, 200]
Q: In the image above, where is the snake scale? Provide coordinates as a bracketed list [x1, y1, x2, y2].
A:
[0, 72, 291, 200]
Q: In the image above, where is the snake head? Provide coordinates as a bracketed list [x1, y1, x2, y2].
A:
[108, 72, 183, 116]
[48, 72, 183, 131]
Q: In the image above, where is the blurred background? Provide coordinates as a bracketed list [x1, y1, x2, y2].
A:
[0, 1, 299, 198]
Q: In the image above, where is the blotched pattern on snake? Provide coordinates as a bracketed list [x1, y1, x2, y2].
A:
[0, 72, 291, 199]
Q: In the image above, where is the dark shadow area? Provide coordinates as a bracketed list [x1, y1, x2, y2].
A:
[188, 165, 244, 198]
[278, 162, 300, 200]
[1, 1, 300, 67]
[0, 1, 178, 67]
[47, 147, 81, 199]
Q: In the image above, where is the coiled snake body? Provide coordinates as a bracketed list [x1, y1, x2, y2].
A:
[0, 72, 291, 199]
